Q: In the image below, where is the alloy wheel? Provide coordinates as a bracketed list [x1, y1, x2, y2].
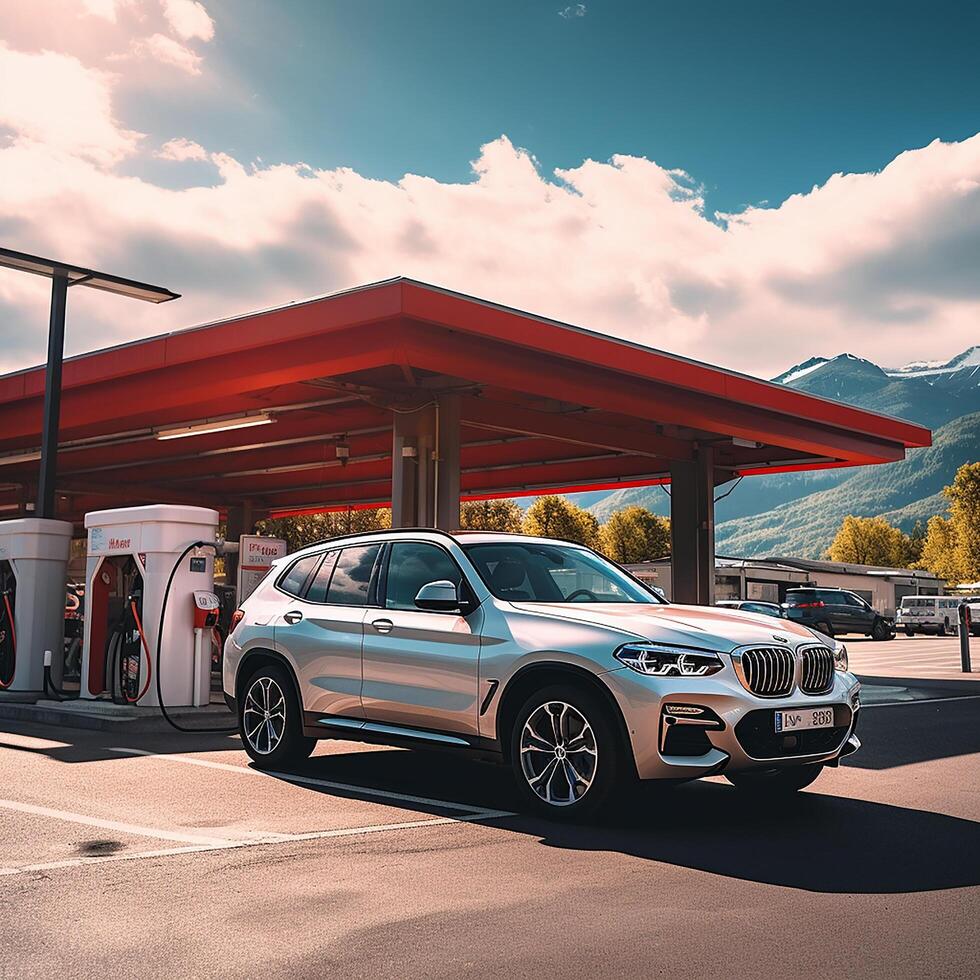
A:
[519, 700, 598, 807]
[243, 676, 286, 755]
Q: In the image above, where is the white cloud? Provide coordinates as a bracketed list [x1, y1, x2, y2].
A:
[0, 41, 978, 381]
[559, 4, 587, 18]
[0, 43, 141, 165]
[162, 0, 215, 42]
[130, 33, 203, 74]
[81, 0, 133, 22]
[158, 137, 209, 161]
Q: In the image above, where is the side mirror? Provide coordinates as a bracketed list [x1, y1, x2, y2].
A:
[415, 579, 461, 612]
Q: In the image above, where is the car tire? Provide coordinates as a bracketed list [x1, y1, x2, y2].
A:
[905, 629, 915, 637]
[815, 621, 833, 638]
[509, 683, 624, 821]
[871, 619, 892, 641]
[725, 763, 824, 794]
[939, 618, 950, 636]
[238, 662, 316, 769]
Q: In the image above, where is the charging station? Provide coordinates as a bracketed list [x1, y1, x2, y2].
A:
[81, 505, 219, 707]
[0, 518, 74, 693]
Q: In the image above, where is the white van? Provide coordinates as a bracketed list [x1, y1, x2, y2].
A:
[896, 596, 962, 636]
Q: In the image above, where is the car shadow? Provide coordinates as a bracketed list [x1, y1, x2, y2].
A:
[271, 746, 980, 895]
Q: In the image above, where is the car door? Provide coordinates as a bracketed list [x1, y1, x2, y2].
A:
[361, 540, 483, 737]
[273, 544, 382, 719]
[820, 591, 851, 633]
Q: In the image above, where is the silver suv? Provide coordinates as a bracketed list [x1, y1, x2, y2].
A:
[224, 529, 861, 818]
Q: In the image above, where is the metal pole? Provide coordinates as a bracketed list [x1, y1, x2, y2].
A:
[37, 273, 68, 519]
[959, 604, 972, 673]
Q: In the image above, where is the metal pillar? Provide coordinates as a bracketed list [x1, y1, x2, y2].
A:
[669, 446, 715, 605]
[390, 396, 461, 529]
[37, 274, 68, 520]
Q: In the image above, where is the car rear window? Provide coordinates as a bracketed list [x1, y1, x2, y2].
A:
[785, 591, 817, 606]
[277, 553, 322, 598]
[901, 597, 936, 608]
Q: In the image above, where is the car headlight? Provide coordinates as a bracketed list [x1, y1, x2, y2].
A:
[833, 642, 848, 672]
[614, 642, 724, 677]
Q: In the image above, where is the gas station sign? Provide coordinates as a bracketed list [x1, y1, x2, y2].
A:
[237, 535, 287, 602]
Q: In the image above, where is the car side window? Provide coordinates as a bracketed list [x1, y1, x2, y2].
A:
[386, 542, 463, 611]
[325, 545, 381, 606]
[277, 553, 322, 599]
[305, 550, 340, 603]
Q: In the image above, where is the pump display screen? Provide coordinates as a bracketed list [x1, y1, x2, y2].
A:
[189, 557, 206, 573]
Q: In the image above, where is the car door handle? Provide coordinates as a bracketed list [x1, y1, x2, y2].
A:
[370, 618, 393, 634]
[283, 610, 303, 625]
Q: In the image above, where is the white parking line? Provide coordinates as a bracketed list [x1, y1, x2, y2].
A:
[0, 798, 236, 847]
[108, 746, 514, 819]
[862, 694, 980, 708]
[0, 814, 467, 879]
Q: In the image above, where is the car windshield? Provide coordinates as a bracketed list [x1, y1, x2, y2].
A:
[462, 542, 663, 604]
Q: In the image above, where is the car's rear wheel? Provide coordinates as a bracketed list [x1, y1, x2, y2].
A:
[725, 763, 824, 794]
[239, 662, 316, 768]
[510, 684, 623, 821]
[939, 618, 950, 636]
[905, 628, 915, 637]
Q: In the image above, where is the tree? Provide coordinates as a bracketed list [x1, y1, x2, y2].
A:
[947, 461, 980, 582]
[826, 515, 914, 567]
[599, 506, 670, 563]
[918, 515, 963, 584]
[522, 495, 599, 547]
[459, 499, 524, 532]
[256, 508, 391, 551]
[906, 520, 927, 565]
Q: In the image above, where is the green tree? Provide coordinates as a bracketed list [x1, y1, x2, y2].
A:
[918, 515, 963, 584]
[522, 495, 599, 547]
[826, 515, 914, 567]
[256, 508, 391, 552]
[906, 520, 927, 565]
[459, 499, 524, 532]
[947, 461, 980, 581]
[599, 506, 671, 563]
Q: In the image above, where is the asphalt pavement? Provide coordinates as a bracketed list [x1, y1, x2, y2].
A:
[0, 667, 977, 979]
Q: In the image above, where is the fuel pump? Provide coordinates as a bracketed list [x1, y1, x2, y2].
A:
[191, 591, 220, 707]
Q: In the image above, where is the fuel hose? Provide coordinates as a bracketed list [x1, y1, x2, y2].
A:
[0, 591, 16, 689]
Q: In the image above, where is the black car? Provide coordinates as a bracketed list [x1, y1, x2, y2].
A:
[784, 587, 895, 641]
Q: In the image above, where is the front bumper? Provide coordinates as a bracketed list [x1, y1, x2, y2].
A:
[603, 662, 861, 781]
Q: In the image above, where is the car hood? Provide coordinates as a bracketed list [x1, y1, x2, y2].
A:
[507, 601, 821, 653]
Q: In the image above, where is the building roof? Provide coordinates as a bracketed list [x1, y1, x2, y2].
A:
[0, 278, 932, 523]
[764, 556, 945, 581]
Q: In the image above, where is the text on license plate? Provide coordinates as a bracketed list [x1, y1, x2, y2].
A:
[774, 707, 834, 733]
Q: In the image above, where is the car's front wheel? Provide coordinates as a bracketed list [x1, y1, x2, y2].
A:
[725, 763, 824, 794]
[871, 618, 893, 641]
[238, 662, 316, 768]
[510, 684, 624, 820]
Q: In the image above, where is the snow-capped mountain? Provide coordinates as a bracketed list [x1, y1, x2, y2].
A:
[770, 347, 980, 427]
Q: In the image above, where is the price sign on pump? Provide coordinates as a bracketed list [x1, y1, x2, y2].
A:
[237, 535, 287, 602]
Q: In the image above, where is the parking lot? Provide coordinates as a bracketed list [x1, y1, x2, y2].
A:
[1, 636, 978, 979]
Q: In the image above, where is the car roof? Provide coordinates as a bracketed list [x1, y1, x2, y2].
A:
[276, 527, 589, 564]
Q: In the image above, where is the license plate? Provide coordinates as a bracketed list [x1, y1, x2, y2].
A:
[774, 707, 835, 733]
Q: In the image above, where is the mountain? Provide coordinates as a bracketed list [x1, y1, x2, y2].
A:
[583, 346, 980, 556]
[715, 412, 980, 557]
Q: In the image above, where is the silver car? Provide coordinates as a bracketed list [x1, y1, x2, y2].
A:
[224, 529, 861, 818]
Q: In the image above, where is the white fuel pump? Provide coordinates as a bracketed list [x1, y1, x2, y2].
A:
[80, 505, 219, 707]
[0, 519, 73, 693]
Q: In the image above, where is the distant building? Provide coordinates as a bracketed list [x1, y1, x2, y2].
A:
[627, 555, 945, 616]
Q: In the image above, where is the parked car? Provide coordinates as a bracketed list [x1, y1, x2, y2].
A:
[716, 599, 785, 619]
[783, 587, 895, 640]
[224, 529, 861, 819]
[963, 597, 980, 637]
[896, 595, 964, 636]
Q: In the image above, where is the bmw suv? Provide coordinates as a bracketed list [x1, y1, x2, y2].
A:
[224, 530, 861, 818]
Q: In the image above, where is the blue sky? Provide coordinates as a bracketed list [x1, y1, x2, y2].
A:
[0, 0, 978, 376]
[139, 0, 980, 214]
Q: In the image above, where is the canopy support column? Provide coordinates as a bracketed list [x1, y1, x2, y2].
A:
[391, 396, 461, 530]
[669, 445, 716, 605]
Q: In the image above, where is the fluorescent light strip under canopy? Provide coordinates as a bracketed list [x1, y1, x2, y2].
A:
[155, 414, 276, 441]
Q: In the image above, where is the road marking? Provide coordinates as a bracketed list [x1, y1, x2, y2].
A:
[0, 798, 236, 847]
[0, 733, 71, 751]
[108, 747, 514, 819]
[862, 694, 980, 708]
[0, 814, 471, 879]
